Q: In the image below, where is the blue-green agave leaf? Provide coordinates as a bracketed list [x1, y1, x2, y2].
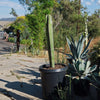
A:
[90, 65, 97, 73]
[70, 43, 77, 59]
[81, 55, 87, 60]
[75, 41, 78, 47]
[79, 60, 85, 71]
[82, 39, 92, 55]
[75, 60, 80, 72]
[70, 36, 75, 45]
[77, 35, 84, 58]
[66, 54, 74, 59]
[83, 67, 91, 76]
[81, 49, 89, 59]
[66, 37, 76, 59]
[83, 61, 91, 75]
[86, 60, 91, 69]
[78, 38, 86, 59]
[66, 36, 71, 49]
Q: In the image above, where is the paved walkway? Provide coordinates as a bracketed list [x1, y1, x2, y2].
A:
[0, 39, 46, 100]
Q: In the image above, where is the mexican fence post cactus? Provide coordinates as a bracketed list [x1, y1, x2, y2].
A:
[46, 15, 55, 68]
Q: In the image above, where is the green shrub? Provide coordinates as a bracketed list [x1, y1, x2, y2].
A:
[90, 42, 100, 67]
[20, 39, 31, 45]
[8, 37, 15, 43]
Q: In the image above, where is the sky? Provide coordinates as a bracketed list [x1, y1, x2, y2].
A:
[0, 0, 25, 18]
[0, 0, 100, 18]
[82, 0, 100, 15]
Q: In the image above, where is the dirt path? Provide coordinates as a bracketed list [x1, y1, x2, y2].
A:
[0, 54, 47, 100]
[0, 39, 47, 100]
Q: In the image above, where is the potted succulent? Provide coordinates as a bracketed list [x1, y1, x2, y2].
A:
[39, 15, 68, 100]
[66, 35, 97, 96]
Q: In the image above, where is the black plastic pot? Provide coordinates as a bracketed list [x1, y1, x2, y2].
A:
[72, 79, 90, 96]
[39, 64, 68, 100]
[96, 77, 100, 100]
[97, 88, 100, 100]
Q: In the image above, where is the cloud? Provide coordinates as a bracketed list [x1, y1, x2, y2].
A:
[98, 0, 100, 4]
[86, 2, 91, 5]
[91, 0, 95, 2]
[0, 0, 25, 18]
[81, 0, 83, 3]
[0, 0, 24, 10]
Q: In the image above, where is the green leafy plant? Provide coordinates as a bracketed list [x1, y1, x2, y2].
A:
[8, 37, 15, 43]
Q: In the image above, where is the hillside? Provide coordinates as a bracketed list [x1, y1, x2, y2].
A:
[0, 18, 16, 30]
[0, 21, 13, 25]
[0, 18, 16, 21]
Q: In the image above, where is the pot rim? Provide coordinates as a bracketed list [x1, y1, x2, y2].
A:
[39, 63, 68, 73]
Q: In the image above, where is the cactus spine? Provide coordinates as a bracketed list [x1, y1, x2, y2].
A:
[46, 15, 55, 68]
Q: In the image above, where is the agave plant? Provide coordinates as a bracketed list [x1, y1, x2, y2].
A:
[66, 35, 92, 61]
[71, 59, 97, 79]
[66, 35, 97, 79]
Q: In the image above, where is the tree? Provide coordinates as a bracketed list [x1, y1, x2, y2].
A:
[10, 8, 18, 17]
[88, 9, 100, 37]
[53, 0, 85, 48]
[11, 16, 28, 51]
[18, 0, 56, 50]
[10, 0, 88, 50]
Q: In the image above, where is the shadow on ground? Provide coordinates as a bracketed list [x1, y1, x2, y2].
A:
[0, 47, 11, 55]
[0, 88, 30, 100]
[15, 69, 40, 78]
[14, 68, 41, 84]
[0, 79, 42, 99]
[0, 39, 17, 55]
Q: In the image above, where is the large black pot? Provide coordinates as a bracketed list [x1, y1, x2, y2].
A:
[39, 64, 68, 100]
[72, 79, 90, 96]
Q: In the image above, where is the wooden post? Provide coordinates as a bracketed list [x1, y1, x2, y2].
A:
[16, 30, 20, 51]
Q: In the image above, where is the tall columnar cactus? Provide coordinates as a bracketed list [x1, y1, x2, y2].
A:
[46, 15, 55, 68]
